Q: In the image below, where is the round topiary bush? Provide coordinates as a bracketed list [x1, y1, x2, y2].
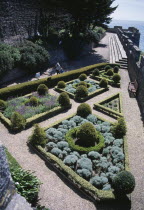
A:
[37, 84, 48, 95]
[79, 73, 87, 81]
[78, 81, 87, 87]
[107, 69, 114, 76]
[77, 103, 92, 117]
[93, 68, 100, 76]
[114, 66, 119, 73]
[11, 112, 26, 131]
[75, 85, 88, 99]
[57, 81, 66, 88]
[99, 78, 108, 88]
[77, 122, 99, 147]
[28, 96, 39, 106]
[112, 74, 121, 84]
[0, 99, 7, 111]
[58, 92, 70, 107]
[112, 171, 135, 195]
[112, 117, 127, 138]
[104, 65, 111, 72]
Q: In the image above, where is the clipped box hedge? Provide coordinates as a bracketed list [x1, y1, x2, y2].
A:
[28, 113, 130, 201]
[0, 63, 119, 100]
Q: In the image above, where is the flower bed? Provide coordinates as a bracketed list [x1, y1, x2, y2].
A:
[55, 79, 108, 102]
[94, 93, 123, 119]
[29, 113, 129, 201]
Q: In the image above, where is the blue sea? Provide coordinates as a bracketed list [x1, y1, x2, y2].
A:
[109, 19, 144, 52]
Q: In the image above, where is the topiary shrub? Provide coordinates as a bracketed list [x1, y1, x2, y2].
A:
[37, 84, 48, 95]
[77, 122, 98, 147]
[114, 66, 119, 73]
[112, 74, 121, 84]
[77, 103, 92, 117]
[27, 96, 39, 106]
[57, 81, 66, 88]
[29, 124, 47, 147]
[78, 81, 87, 87]
[58, 92, 70, 107]
[92, 68, 100, 76]
[11, 112, 26, 131]
[112, 171, 135, 195]
[79, 73, 87, 81]
[104, 65, 111, 72]
[99, 78, 108, 88]
[75, 85, 88, 98]
[112, 117, 127, 138]
[107, 69, 114, 76]
[0, 99, 7, 111]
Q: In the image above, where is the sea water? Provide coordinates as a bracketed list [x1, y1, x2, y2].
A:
[109, 19, 144, 52]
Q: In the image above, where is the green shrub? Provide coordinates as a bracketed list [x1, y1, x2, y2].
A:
[104, 65, 111, 72]
[29, 124, 47, 147]
[79, 73, 87, 81]
[112, 171, 135, 195]
[11, 112, 26, 131]
[28, 96, 39, 106]
[114, 66, 119, 73]
[77, 122, 98, 147]
[75, 85, 88, 98]
[37, 84, 48, 95]
[112, 117, 127, 138]
[92, 68, 100, 76]
[112, 74, 121, 84]
[57, 81, 66, 88]
[58, 92, 70, 107]
[99, 78, 108, 88]
[0, 99, 7, 111]
[78, 81, 87, 87]
[107, 69, 114, 76]
[77, 103, 92, 117]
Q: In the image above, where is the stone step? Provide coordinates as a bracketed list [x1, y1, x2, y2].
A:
[111, 35, 119, 62]
[113, 35, 122, 61]
[114, 34, 127, 59]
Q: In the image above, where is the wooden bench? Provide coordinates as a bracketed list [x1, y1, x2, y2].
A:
[128, 80, 138, 96]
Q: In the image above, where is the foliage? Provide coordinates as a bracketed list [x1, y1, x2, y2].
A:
[112, 117, 127, 138]
[57, 81, 66, 88]
[99, 78, 108, 88]
[90, 175, 108, 189]
[58, 92, 70, 107]
[77, 157, 92, 171]
[112, 74, 121, 84]
[64, 154, 78, 166]
[114, 66, 119, 73]
[93, 68, 100, 76]
[77, 169, 92, 180]
[78, 81, 87, 87]
[27, 96, 39, 106]
[10, 112, 26, 131]
[77, 122, 98, 147]
[106, 69, 114, 76]
[75, 85, 88, 98]
[77, 103, 92, 117]
[29, 124, 47, 147]
[79, 74, 87, 81]
[37, 84, 48, 95]
[88, 151, 101, 160]
[0, 99, 7, 111]
[112, 171, 135, 195]
[104, 65, 111, 72]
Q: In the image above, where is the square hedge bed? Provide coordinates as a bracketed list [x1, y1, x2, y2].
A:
[90, 70, 120, 88]
[55, 79, 109, 102]
[94, 93, 123, 119]
[29, 113, 129, 201]
[0, 92, 71, 131]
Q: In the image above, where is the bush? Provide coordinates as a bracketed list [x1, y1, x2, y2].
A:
[114, 66, 119, 73]
[0, 99, 7, 110]
[58, 92, 70, 107]
[75, 85, 88, 98]
[112, 171, 135, 195]
[78, 81, 87, 87]
[77, 122, 98, 147]
[93, 68, 100, 76]
[112, 74, 121, 84]
[104, 65, 111, 72]
[77, 103, 92, 117]
[77, 169, 92, 180]
[112, 117, 127, 138]
[107, 69, 114, 76]
[11, 112, 26, 131]
[28, 96, 39, 106]
[57, 81, 66, 88]
[37, 84, 48, 95]
[79, 73, 87, 81]
[99, 78, 108, 88]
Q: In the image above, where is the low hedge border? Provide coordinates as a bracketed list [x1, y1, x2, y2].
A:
[28, 113, 130, 201]
[93, 93, 123, 119]
[55, 79, 109, 102]
[65, 127, 105, 153]
[0, 63, 119, 100]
